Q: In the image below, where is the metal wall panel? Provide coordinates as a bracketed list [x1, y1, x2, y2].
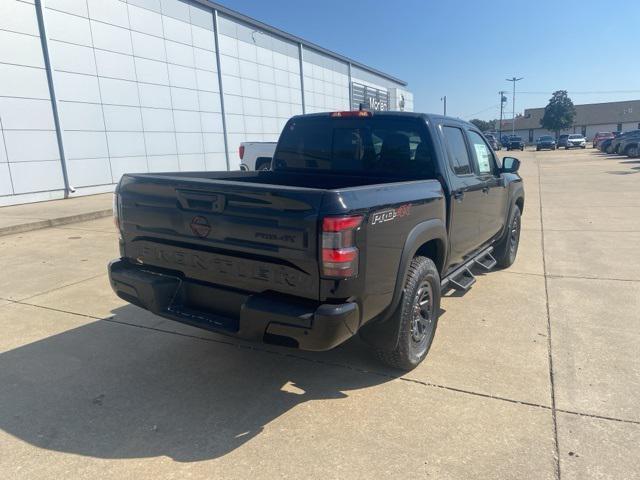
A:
[1, 0, 409, 204]
[0, 0, 65, 202]
[217, 12, 301, 155]
[42, 0, 225, 191]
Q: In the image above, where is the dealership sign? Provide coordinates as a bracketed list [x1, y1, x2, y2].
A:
[351, 82, 389, 111]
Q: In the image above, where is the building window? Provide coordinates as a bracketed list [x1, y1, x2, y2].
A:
[581, 126, 586, 136]
[528, 129, 533, 142]
[617, 123, 622, 132]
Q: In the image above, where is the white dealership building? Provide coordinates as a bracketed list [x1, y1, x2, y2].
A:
[0, 0, 413, 206]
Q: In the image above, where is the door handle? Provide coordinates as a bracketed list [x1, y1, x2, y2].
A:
[453, 191, 465, 201]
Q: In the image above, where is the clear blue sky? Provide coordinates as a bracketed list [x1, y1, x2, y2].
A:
[217, 0, 640, 120]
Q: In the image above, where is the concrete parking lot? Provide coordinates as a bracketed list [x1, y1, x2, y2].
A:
[1, 148, 639, 479]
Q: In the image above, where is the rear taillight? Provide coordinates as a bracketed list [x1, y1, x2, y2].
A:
[321, 215, 363, 278]
[239, 145, 245, 160]
[112, 192, 122, 240]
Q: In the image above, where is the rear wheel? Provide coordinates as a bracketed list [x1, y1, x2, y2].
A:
[494, 204, 521, 269]
[375, 256, 440, 371]
[256, 159, 271, 171]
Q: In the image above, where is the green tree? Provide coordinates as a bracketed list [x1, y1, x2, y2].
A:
[470, 118, 496, 132]
[540, 90, 576, 137]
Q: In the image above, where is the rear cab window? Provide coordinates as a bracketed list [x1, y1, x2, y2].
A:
[272, 115, 438, 178]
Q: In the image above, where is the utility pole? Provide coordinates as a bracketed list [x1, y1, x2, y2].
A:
[498, 90, 507, 140]
[440, 96, 447, 116]
[505, 77, 523, 135]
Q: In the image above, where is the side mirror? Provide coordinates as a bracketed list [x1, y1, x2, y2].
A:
[501, 156, 520, 173]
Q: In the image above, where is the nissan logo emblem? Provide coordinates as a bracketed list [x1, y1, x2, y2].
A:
[190, 216, 211, 238]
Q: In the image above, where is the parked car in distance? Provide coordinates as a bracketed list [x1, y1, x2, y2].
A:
[565, 134, 586, 149]
[622, 138, 640, 158]
[610, 130, 640, 154]
[603, 131, 623, 152]
[592, 131, 614, 148]
[484, 133, 500, 151]
[599, 137, 615, 153]
[536, 135, 556, 151]
[238, 141, 277, 170]
[506, 135, 524, 151]
[109, 111, 525, 370]
[557, 134, 569, 148]
[617, 131, 640, 157]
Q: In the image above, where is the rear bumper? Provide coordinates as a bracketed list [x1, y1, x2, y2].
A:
[108, 259, 359, 351]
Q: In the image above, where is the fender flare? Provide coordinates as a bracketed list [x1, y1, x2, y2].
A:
[359, 218, 447, 351]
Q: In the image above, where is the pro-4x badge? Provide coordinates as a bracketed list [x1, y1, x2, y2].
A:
[371, 204, 411, 225]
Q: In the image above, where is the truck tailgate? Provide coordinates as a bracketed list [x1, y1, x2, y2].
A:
[117, 174, 324, 300]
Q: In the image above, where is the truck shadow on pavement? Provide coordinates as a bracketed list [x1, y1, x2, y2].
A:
[606, 159, 640, 175]
[0, 304, 401, 462]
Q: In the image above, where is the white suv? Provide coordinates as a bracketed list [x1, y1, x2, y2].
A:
[566, 134, 586, 149]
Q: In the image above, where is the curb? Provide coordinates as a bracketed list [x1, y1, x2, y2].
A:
[0, 209, 112, 237]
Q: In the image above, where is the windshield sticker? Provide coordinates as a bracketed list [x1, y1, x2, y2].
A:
[371, 203, 411, 225]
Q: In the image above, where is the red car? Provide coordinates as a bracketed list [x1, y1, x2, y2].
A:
[593, 132, 614, 148]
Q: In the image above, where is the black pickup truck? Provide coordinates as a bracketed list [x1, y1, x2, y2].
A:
[109, 111, 524, 370]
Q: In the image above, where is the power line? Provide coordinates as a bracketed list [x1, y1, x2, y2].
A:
[464, 103, 501, 119]
[516, 90, 640, 95]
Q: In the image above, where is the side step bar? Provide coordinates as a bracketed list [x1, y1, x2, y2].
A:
[474, 251, 497, 271]
[441, 247, 495, 292]
[449, 268, 476, 291]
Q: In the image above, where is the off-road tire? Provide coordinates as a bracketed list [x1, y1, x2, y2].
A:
[375, 256, 440, 370]
[494, 204, 521, 268]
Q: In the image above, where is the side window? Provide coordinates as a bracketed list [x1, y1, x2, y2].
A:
[442, 126, 472, 175]
[467, 131, 494, 175]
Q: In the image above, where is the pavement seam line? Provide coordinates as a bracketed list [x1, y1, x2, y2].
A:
[10, 298, 640, 426]
[499, 270, 640, 283]
[13, 272, 107, 303]
[555, 409, 640, 426]
[538, 154, 562, 480]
